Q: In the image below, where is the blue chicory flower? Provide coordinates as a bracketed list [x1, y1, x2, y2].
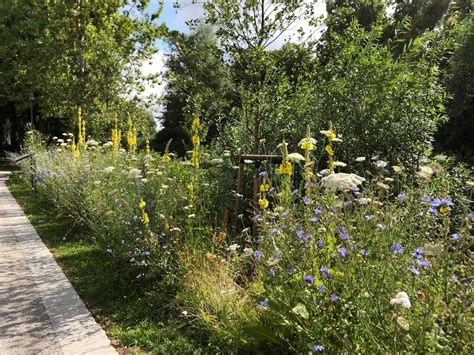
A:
[391, 243, 404, 254]
[254, 250, 263, 259]
[417, 260, 432, 268]
[303, 275, 314, 285]
[338, 247, 349, 257]
[311, 345, 325, 352]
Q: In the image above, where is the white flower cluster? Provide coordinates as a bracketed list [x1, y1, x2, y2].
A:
[321, 173, 365, 191]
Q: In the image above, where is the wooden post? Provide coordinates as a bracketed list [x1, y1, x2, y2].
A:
[235, 151, 245, 230]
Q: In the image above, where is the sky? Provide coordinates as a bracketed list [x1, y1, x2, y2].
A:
[139, 0, 327, 125]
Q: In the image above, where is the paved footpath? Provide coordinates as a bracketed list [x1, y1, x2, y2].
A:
[0, 171, 116, 354]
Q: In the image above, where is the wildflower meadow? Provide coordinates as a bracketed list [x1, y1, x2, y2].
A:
[14, 116, 473, 353]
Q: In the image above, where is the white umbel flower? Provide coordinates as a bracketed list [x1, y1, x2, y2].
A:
[390, 291, 411, 309]
[417, 166, 434, 179]
[321, 173, 365, 191]
[128, 168, 141, 178]
[103, 166, 114, 174]
[287, 153, 305, 163]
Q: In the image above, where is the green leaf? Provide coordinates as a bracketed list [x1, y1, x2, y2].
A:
[292, 303, 309, 319]
[244, 325, 282, 345]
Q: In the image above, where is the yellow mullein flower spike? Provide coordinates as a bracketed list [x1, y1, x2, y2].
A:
[192, 135, 200, 146]
[325, 144, 334, 156]
[279, 162, 293, 175]
[139, 199, 146, 209]
[145, 140, 150, 155]
[260, 183, 270, 192]
[162, 153, 171, 162]
[192, 117, 200, 127]
[300, 139, 314, 151]
[259, 198, 269, 209]
[141, 212, 150, 225]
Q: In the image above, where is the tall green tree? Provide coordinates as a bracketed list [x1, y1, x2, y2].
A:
[0, 0, 164, 150]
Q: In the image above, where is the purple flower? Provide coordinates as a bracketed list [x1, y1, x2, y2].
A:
[317, 284, 327, 292]
[395, 193, 405, 201]
[467, 213, 474, 221]
[303, 196, 311, 205]
[314, 206, 323, 214]
[428, 207, 438, 214]
[303, 275, 314, 285]
[391, 243, 404, 254]
[371, 154, 378, 161]
[413, 248, 424, 259]
[132, 215, 139, 221]
[258, 298, 268, 308]
[337, 226, 346, 233]
[410, 267, 421, 276]
[330, 294, 339, 302]
[254, 250, 263, 259]
[421, 195, 431, 202]
[281, 211, 289, 217]
[269, 228, 278, 235]
[291, 188, 299, 195]
[317, 240, 325, 248]
[258, 171, 268, 177]
[417, 260, 432, 268]
[311, 216, 319, 223]
[296, 230, 304, 238]
[430, 198, 442, 207]
[359, 249, 368, 256]
[311, 345, 325, 352]
[451, 275, 458, 281]
[269, 267, 276, 276]
[365, 215, 374, 221]
[451, 233, 460, 240]
[338, 247, 349, 257]
[376, 161, 387, 169]
[341, 233, 349, 241]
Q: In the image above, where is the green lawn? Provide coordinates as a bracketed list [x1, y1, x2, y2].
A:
[6, 172, 202, 354]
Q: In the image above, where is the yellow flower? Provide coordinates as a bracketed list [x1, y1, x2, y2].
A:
[187, 183, 194, 191]
[192, 135, 200, 146]
[71, 143, 77, 151]
[279, 162, 293, 175]
[139, 199, 146, 209]
[321, 129, 336, 140]
[325, 144, 334, 156]
[141, 212, 150, 225]
[260, 183, 270, 192]
[192, 117, 200, 127]
[162, 153, 171, 162]
[440, 205, 451, 214]
[259, 198, 269, 209]
[299, 139, 314, 151]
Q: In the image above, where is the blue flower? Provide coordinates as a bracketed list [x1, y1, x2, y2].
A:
[296, 230, 304, 238]
[451, 233, 460, 240]
[365, 215, 374, 221]
[428, 207, 438, 214]
[410, 267, 421, 276]
[467, 213, 474, 221]
[254, 250, 263, 259]
[337, 226, 346, 233]
[291, 188, 299, 195]
[258, 171, 268, 177]
[269, 228, 278, 235]
[371, 154, 378, 161]
[303, 275, 314, 285]
[281, 211, 289, 217]
[391, 243, 404, 254]
[317, 240, 325, 248]
[314, 206, 323, 214]
[417, 260, 432, 268]
[317, 284, 327, 292]
[395, 193, 405, 201]
[311, 345, 325, 352]
[338, 247, 349, 257]
[269, 267, 276, 276]
[376, 161, 387, 169]
[303, 196, 311, 205]
[330, 294, 339, 302]
[421, 195, 431, 202]
[359, 249, 368, 256]
[132, 215, 139, 221]
[258, 298, 268, 308]
[341, 233, 349, 241]
[413, 248, 424, 259]
[311, 216, 319, 223]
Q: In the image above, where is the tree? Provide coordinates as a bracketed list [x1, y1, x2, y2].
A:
[154, 23, 232, 155]
[0, 0, 164, 151]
